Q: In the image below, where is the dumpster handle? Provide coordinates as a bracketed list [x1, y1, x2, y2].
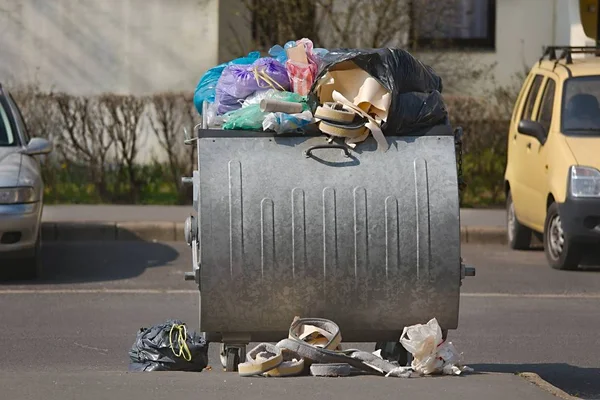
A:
[304, 145, 351, 159]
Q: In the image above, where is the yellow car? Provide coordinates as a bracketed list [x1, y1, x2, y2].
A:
[504, 46, 600, 270]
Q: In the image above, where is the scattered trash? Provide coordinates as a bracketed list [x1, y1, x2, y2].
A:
[128, 319, 209, 372]
[234, 317, 471, 378]
[400, 317, 473, 376]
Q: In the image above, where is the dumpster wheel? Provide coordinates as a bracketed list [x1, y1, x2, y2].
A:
[221, 345, 245, 372]
[375, 342, 409, 367]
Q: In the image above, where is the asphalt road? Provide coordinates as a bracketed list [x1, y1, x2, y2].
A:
[0, 242, 598, 399]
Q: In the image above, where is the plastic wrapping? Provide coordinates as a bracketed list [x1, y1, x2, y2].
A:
[215, 58, 290, 115]
[271, 41, 329, 67]
[263, 110, 314, 134]
[241, 89, 307, 109]
[310, 48, 449, 135]
[286, 38, 320, 96]
[128, 320, 209, 372]
[400, 318, 472, 376]
[193, 51, 260, 114]
[222, 104, 266, 130]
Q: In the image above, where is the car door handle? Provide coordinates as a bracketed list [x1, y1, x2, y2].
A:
[526, 142, 532, 149]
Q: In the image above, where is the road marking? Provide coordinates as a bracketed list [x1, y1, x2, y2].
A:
[462, 292, 600, 299]
[0, 289, 598, 299]
[0, 289, 197, 294]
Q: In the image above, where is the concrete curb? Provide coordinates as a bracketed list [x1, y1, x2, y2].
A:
[519, 372, 582, 400]
[41, 222, 511, 244]
[42, 221, 186, 243]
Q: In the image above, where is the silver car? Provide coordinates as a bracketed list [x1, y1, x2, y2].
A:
[0, 84, 52, 280]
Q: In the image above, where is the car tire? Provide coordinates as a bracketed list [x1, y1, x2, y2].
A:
[506, 191, 532, 250]
[544, 202, 581, 270]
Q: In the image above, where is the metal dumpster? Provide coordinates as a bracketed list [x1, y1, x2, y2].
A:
[182, 115, 475, 371]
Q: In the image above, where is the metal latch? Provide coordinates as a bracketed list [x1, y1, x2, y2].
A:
[460, 262, 476, 280]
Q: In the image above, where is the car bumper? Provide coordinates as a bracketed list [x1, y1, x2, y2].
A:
[558, 196, 600, 242]
[0, 202, 42, 255]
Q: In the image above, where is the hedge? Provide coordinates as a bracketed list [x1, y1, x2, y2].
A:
[10, 86, 516, 208]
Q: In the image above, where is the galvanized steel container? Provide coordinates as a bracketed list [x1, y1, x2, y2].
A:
[183, 122, 474, 358]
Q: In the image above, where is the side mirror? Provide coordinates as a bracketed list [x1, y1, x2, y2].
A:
[518, 120, 547, 144]
[22, 138, 53, 156]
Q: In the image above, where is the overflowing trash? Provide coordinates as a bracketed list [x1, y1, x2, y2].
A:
[236, 317, 471, 378]
[192, 38, 449, 148]
[128, 320, 209, 372]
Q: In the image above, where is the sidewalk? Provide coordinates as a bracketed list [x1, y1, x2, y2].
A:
[40, 205, 507, 243]
[0, 371, 576, 400]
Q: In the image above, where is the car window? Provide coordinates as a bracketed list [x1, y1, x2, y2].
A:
[537, 78, 556, 133]
[6, 93, 30, 143]
[521, 74, 544, 121]
[561, 75, 600, 136]
[0, 98, 16, 146]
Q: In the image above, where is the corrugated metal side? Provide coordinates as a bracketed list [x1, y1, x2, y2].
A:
[197, 134, 461, 339]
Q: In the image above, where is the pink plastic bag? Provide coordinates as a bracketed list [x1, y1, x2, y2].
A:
[285, 38, 319, 96]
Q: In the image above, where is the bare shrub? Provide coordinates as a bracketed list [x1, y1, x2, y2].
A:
[53, 93, 114, 201]
[100, 94, 148, 203]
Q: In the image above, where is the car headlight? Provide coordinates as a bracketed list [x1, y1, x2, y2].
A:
[0, 187, 36, 204]
[570, 166, 600, 198]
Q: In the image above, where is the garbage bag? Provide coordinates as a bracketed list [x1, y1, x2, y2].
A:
[399, 318, 472, 376]
[193, 51, 261, 114]
[128, 319, 209, 372]
[309, 48, 449, 135]
[222, 104, 266, 130]
[285, 38, 320, 96]
[263, 110, 314, 134]
[241, 89, 308, 110]
[270, 40, 329, 68]
[216, 58, 290, 114]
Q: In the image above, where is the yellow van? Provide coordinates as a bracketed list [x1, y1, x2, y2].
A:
[504, 46, 600, 270]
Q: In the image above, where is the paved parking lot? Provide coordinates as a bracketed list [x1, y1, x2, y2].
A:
[0, 242, 598, 399]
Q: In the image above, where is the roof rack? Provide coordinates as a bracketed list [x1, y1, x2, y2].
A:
[539, 46, 600, 66]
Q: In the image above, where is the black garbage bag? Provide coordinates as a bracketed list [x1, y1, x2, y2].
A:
[309, 48, 449, 136]
[128, 319, 209, 372]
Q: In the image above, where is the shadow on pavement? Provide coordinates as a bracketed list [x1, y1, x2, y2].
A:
[472, 363, 600, 399]
[32, 241, 181, 284]
[34, 241, 180, 284]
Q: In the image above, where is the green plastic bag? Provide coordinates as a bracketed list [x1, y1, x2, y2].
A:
[223, 90, 309, 130]
[222, 104, 266, 130]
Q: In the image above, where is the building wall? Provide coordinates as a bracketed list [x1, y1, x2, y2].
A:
[0, 0, 219, 95]
[455, 0, 595, 93]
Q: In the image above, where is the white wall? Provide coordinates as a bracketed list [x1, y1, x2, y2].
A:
[0, 0, 219, 95]
[455, 0, 595, 93]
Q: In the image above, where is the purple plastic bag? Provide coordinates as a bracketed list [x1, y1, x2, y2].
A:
[215, 58, 291, 114]
[253, 58, 290, 91]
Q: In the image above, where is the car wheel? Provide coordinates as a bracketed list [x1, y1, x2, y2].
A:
[506, 191, 532, 250]
[544, 202, 581, 270]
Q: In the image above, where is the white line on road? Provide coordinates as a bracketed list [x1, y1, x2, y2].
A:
[0, 289, 197, 294]
[0, 289, 598, 299]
